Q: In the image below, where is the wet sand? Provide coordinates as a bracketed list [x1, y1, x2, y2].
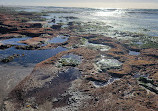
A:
[0, 64, 34, 106]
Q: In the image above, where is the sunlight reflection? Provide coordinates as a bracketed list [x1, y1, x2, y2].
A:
[94, 9, 126, 17]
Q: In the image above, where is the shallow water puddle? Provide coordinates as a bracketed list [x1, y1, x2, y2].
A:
[0, 46, 67, 66]
[88, 43, 111, 51]
[0, 37, 31, 45]
[133, 73, 149, 78]
[25, 67, 81, 105]
[85, 42, 111, 51]
[81, 39, 111, 51]
[129, 50, 140, 56]
[48, 35, 68, 43]
[135, 41, 143, 45]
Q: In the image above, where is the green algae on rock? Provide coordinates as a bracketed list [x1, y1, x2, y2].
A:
[58, 58, 80, 67]
[86, 43, 111, 51]
[80, 38, 111, 51]
[96, 59, 122, 71]
[58, 54, 82, 67]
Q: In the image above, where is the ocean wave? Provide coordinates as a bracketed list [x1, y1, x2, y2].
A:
[126, 9, 158, 14]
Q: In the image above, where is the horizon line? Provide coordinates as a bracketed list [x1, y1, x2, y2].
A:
[1, 4, 158, 10]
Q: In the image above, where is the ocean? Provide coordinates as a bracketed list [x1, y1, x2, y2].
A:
[20, 6, 158, 39]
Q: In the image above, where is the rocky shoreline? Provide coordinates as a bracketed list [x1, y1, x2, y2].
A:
[0, 7, 158, 111]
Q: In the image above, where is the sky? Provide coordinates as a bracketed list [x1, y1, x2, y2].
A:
[0, 0, 158, 9]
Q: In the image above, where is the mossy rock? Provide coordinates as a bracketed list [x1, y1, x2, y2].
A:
[59, 58, 80, 67]
[141, 41, 158, 49]
[80, 38, 88, 45]
[96, 59, 122, 71]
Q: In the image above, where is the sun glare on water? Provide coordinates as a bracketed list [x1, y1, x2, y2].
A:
[94, 9, 126, 17]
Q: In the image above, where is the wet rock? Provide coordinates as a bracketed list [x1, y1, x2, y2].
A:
[51, 24, 62, 30]
[81, 34, 99, 39]
[16, 28, 50, 37]
[138, 77, 154, 84]
[68, 22, 74, 26]
[1, 54, 21, 63]
[64, 16, 79, 19]
[85, 73, 110, 83]
[63, 36, 81, 48]
[0, 25, 18, 34]
[1, 56, 14, 63]
[51, 19, 56, 23]
[138, 77, 158, 94]
[0, 44, 12, 49]
[142, 28, 150, 32]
